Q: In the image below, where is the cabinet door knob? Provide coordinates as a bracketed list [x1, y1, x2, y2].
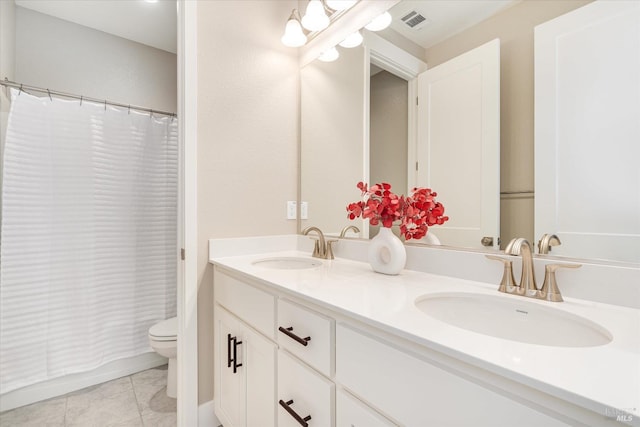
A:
[279, 326, 311, 347]
[279, 399, 311, 427]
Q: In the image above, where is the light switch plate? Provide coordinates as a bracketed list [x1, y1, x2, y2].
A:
[287, 201, 297, 219]
[300, 201, 308, 219]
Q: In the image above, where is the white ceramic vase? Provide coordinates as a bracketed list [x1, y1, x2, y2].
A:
[368, 227, 406, 275]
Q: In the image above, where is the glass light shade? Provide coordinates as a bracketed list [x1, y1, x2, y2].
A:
[339, 30, 363, 48]
[318, 47, 340, 62]
[281, 17, 307, 47]
[326, 0, 357, 11]
[301, 0, 330, 32]
[365, 11, 392, 31]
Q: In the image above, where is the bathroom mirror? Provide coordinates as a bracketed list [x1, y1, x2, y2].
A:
[300, 0, 640, 265]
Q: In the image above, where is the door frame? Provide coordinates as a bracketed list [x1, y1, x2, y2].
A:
[362, 32, 427, 195]
[177, 1, 199, 426]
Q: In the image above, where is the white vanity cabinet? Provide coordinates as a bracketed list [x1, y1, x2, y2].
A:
[336, 389, 397, 427]
[277, 350, 334, 427]
[213, 272, 277, 427]
[213, 266, 606, 427]
[335, 324, 568, 427]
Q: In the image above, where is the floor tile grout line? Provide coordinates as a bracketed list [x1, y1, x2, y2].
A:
[128, 374, 145, 425]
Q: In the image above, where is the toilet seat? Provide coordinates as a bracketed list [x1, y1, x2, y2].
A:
[149, 317, 177, 341]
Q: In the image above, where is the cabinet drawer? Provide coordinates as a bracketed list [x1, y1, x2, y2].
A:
[336, 389, 397, 427]
[214, 269, 276, 339]
[278, 350, 334, 427]
[336, 324, 568, 427]
[278, 299, 333, 377]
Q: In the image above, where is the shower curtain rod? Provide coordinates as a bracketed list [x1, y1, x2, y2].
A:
[1, 78, 176, 118]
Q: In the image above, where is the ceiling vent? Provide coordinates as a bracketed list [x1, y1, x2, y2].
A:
[400, 10, 430, 30]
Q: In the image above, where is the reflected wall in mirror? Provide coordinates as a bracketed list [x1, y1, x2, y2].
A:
[300, 45, 366, 236]
[300, 0, 640, 265]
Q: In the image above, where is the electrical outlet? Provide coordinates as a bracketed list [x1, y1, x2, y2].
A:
[287, 201, 297, 219]
[300, 201, 308, 219]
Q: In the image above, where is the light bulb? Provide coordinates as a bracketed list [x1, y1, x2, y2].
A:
[301, 0, 330, 32]
[365, 11, 392, 31]
[318, 47, 340, 62]
[326, 0, 357, 11]
[281, 12, 307, 47]
[339, 30, 363, 48]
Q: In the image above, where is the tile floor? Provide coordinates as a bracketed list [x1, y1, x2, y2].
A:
[0, 365, 176, 427]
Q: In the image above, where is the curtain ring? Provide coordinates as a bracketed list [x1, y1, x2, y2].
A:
[80, 96, 83, 106]
[18, 84, 23, 95]
[47, 89, 52, 101]
[149, 109, 153, 119]
[104, 100, 107, 111]
[128, 105, 131, 115]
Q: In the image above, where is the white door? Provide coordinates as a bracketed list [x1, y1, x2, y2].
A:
[417, 39, 500, 249]
[535, 1, 640, 264]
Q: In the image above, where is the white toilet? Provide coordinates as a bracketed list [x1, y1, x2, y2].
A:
[149, 317, 177, 398]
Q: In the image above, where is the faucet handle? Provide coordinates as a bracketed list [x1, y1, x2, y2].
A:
[485, 255, 518, 293]
[538, 233, 561, 254]
[325, 239, 338, 260]
[308, 236, 322, 258]
[540, 263, 581, 302]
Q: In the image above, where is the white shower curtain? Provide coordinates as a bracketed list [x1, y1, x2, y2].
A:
[0, 89, 178, 394]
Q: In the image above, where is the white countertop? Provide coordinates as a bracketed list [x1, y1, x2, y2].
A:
[210, 248, 640, 423]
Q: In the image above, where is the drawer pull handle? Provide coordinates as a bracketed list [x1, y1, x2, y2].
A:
[279, 326, 311, 346]
[279, 399, 311, 427]
[232, 337, 243, 373]
[226, 333, 233, 368]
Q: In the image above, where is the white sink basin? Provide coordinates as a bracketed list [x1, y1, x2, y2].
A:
[415, 293, 612, 347]
[252, 257, 322, 270]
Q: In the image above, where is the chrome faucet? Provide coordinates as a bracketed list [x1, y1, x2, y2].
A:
[302, 226, 336, 259]
[538, 233, 561, 254]
[339, 225, 360, 238]
[487, 237, 581, 302]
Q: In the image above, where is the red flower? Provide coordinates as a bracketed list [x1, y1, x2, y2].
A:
[346, 182, 449, 241]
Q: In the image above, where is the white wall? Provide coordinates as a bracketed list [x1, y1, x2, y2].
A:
[0, 2, 16, 81]
[1, 0, 16, 209]
[196, 0, 299, 403]
[15, 6, 176, 113]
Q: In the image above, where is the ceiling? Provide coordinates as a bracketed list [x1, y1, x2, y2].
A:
[14, 0, 177, 54]
[388, 0, 519, 49]
[14, 0, 518, 56]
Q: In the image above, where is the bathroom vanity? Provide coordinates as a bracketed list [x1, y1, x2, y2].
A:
[210, 236, 639, 427]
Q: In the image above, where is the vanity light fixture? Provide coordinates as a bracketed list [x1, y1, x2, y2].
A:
[339, 30, 363, 48]
[365, 11, 392, 31]
[318, 46, 340, 62]
[326, 0, 357, 11]
[281, 10, 308, 47]
[301, 0, 330, 32]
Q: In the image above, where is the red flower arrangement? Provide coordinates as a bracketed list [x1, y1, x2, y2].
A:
[346, 182, 449, 240]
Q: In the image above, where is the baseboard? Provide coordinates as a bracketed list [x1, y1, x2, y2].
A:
[199, 399, 221, 427]
[0, 352, 167, 412]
